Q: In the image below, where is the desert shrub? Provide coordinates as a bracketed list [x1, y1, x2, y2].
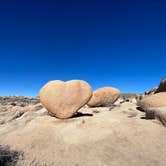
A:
[0, 145, 23, 166]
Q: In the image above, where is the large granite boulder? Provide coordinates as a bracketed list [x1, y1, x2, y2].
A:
[87, 87, 120, 107]
[138, 92, 166, 110]
[40, 80, 92, 119]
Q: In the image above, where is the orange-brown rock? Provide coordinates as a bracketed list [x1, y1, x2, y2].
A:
[87, 87, 120, 107]
[40, 80, 92, 119]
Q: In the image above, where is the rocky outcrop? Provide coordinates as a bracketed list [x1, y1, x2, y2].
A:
[145, 87, 158, 95]
[156, 77, 166, 93]
[0, 103, 43, 125]
[145, 77, 166, 95]
[0, 96, 39, 106]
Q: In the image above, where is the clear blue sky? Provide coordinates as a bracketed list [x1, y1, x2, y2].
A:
[0, 0, 165, 96]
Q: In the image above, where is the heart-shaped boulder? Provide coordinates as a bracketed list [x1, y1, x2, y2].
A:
[40, 80, 92, 119]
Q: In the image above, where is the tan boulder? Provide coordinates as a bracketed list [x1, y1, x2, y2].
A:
[40, 80, 92, 119]
[87, 87, 120, 107]
[138, 92, 166, 110]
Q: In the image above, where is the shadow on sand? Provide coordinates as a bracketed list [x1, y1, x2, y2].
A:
[136, 106, 145, 112]
[48, 111, 93, 119]
[72, 112, 93, 118]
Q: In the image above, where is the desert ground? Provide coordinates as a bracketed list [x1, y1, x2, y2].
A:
[1, 94, 166, 166]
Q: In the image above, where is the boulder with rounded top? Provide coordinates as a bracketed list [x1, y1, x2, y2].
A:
[40, 80, 92, 119]
[87, 87, 120, 107]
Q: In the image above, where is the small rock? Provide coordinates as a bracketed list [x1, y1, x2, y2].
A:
[92, 109, 100, 113]
[128, 110, 138, 118]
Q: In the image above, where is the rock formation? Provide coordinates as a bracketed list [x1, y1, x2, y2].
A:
[40, 80, 92, 119]
[145, 77, 166, 95]
[87, 87, 120, 107]
[138, 92, 166, 110]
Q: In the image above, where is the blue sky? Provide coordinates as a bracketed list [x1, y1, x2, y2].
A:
[0, 0, 166, 96]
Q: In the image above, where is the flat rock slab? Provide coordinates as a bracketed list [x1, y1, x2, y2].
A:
[0, 102, 166, 166]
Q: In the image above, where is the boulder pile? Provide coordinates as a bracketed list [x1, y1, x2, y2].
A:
[138, 77, 166, 126]
[38, 77, 166, 126]
[145, 77, 166, 95]
[40, 80, 121, 119]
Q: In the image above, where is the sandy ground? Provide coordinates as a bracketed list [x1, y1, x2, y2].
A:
[0, 101, 166, 166]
